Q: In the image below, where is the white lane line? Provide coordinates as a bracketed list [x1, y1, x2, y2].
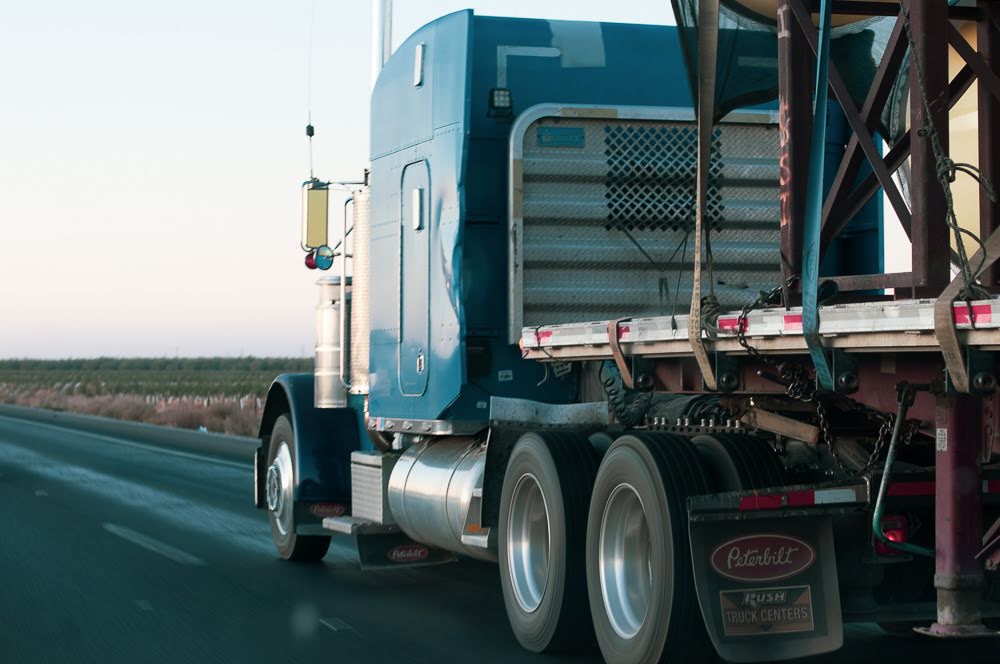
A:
[102, 523, 206, 566]
[0, 417, 250, 472]
[35, 489, 48, 496]
[1, 438, 273, 554]
[134, 599, 154, 611]
[320, 617, 355, 633]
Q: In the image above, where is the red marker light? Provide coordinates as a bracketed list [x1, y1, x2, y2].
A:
[304, 250, 318, 270]
[875, 514, 909, 556]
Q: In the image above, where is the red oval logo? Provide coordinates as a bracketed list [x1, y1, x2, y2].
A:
[710, 534, 816, 583]
[309, 503, 346, 518]
[387, 544, 429, 563]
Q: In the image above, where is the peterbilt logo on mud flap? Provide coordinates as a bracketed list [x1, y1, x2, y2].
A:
[387, 544, 429, 563]
[710, 534, 816, 582]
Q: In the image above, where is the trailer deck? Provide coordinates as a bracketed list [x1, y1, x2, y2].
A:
[521, 297, 1000, 361]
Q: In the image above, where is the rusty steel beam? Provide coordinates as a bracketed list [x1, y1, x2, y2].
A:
[822, 271, 913, 292]
[908, 0, 952, 294]
[821, 14, 908, 252]
[980, 0, 1000, 286]
[778, 0, 813, 286]
[925, 395, 987, 635]
[949, 23, 1000, 104]
[832, 64, 976, 234]
[788, 0, 913, 237]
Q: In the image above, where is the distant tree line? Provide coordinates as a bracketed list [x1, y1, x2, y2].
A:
[0, 357, 313, 372]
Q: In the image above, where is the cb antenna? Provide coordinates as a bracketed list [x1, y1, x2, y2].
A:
[306, 0, 317, 178]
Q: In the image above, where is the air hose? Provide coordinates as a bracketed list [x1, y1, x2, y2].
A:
[600, 362, 652, 427]
[871, 382, 934, 558]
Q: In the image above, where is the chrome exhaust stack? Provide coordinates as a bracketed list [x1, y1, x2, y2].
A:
[314, 275, 350, 408]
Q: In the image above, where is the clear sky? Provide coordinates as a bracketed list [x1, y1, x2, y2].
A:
[0, 1, 676, 359]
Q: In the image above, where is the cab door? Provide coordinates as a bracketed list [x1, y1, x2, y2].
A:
[398, 160, 430, 396]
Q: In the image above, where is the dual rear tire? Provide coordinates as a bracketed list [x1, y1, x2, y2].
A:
[499, 431, 782, 662]
[586, 433, 714, 664]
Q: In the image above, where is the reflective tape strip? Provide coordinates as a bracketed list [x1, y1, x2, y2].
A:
[520, 299, 1000, 350]
[887, 481, 936, 497]
[813, 488, 858, 504]
[953, 304, 993, 325]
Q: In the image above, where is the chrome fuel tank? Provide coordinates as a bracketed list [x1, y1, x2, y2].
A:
[386, 438, 492, 561]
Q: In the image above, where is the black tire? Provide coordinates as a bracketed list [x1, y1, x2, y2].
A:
[586, 433, 714, 664]
[692, 433, 785, 492]
[267, 415, 331, 561]
[498, 431, 598, 653]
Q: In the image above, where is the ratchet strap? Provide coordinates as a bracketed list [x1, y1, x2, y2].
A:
[934, 228, 1000, 393]
[802, 0, 835, 392]
[607, 318, 635, 390]
[690, 0, 720, 391]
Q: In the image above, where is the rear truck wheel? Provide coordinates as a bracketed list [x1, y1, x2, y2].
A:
[587, 433, 714, 664]
[266, 415, 331, 561]
[498, 431, 598, 653]
[692, 433, 785, 492]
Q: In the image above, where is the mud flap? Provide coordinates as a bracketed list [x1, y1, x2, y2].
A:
[356, 533, 457, 571]
[688, 516, 842, 662]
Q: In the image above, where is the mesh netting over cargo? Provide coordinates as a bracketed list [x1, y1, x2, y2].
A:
[670, 1, 908, 141]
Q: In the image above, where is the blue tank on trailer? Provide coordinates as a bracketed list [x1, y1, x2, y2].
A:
[366, 11, 704, 424]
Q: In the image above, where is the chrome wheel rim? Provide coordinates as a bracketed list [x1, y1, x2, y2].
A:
[266, 442, 294, 537]
[599, 483, 652, 640]
[507, 473, 551, 613]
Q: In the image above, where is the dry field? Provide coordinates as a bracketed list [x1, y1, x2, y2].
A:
[0, 358, 312, 437]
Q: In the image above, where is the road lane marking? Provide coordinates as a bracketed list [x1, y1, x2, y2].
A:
[35, 489, 48, 496]
[0, 416, 250, 471]
[102, 523, 206, 566]
[320, 617, 355, 633]
[1, 439, 274, 554]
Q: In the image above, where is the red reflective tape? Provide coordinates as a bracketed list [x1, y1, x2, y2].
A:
[617, 325, 630, 340]
[784, 314, 803, 332]
[717, 317, 746, 333]
[887, 481, 936, 497]
[953, 303, 993, 325]
[738, 494, 784, 511]
[785, 490, 815, 507]
[537, 330, 553, 343]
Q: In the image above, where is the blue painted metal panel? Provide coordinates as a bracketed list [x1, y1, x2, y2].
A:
[820, 103, 884, 280]
[368, 10, 471, 421]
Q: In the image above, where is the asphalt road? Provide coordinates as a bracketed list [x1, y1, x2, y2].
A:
[0, 409, 996, 664]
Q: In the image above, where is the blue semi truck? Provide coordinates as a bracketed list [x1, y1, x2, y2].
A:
[254, 7, 1000, 663]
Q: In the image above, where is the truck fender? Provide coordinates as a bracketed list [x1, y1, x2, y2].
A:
[256, 373, 358, 507]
